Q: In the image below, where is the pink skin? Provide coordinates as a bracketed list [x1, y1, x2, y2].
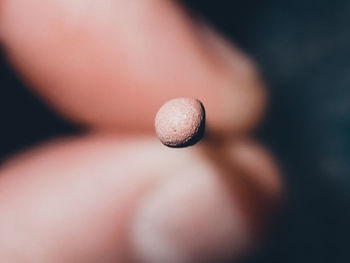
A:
[0, 135, 281, 263]
[0, 0, 282, 262]
[155, 98, 205, 147]
[0, 0, 265, 135]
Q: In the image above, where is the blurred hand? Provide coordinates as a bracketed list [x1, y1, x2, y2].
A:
[0, 0, 282, 262]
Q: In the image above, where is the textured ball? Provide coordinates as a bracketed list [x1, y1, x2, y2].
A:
[155, 98, 205, 147]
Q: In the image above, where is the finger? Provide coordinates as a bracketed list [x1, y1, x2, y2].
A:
[0, 0, 265, 135]
[0, 134, 280, 262]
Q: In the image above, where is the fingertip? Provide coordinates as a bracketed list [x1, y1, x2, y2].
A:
[194, 22, 267, 136]
[1, 0, 265, 136]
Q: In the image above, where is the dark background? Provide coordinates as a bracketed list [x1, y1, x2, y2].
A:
[1, 0, 350, 262]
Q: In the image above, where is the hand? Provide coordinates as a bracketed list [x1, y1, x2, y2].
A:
[0, 1, 282, 262]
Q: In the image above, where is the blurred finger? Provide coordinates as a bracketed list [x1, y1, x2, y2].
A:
[0, 0, 265, 135]
[0, 134, 280, 262]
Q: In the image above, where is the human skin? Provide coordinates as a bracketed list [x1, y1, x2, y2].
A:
[0, 0, 282, 262]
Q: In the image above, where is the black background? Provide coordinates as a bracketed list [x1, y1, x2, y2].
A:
[1, 1, 350, 262]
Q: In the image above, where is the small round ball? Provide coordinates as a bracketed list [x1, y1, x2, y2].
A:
[155, 98, 205, 147]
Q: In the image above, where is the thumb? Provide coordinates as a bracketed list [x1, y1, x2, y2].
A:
[0, 134, 281, 263]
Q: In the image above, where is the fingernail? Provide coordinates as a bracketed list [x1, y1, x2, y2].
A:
[130, 163, 253, 263]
